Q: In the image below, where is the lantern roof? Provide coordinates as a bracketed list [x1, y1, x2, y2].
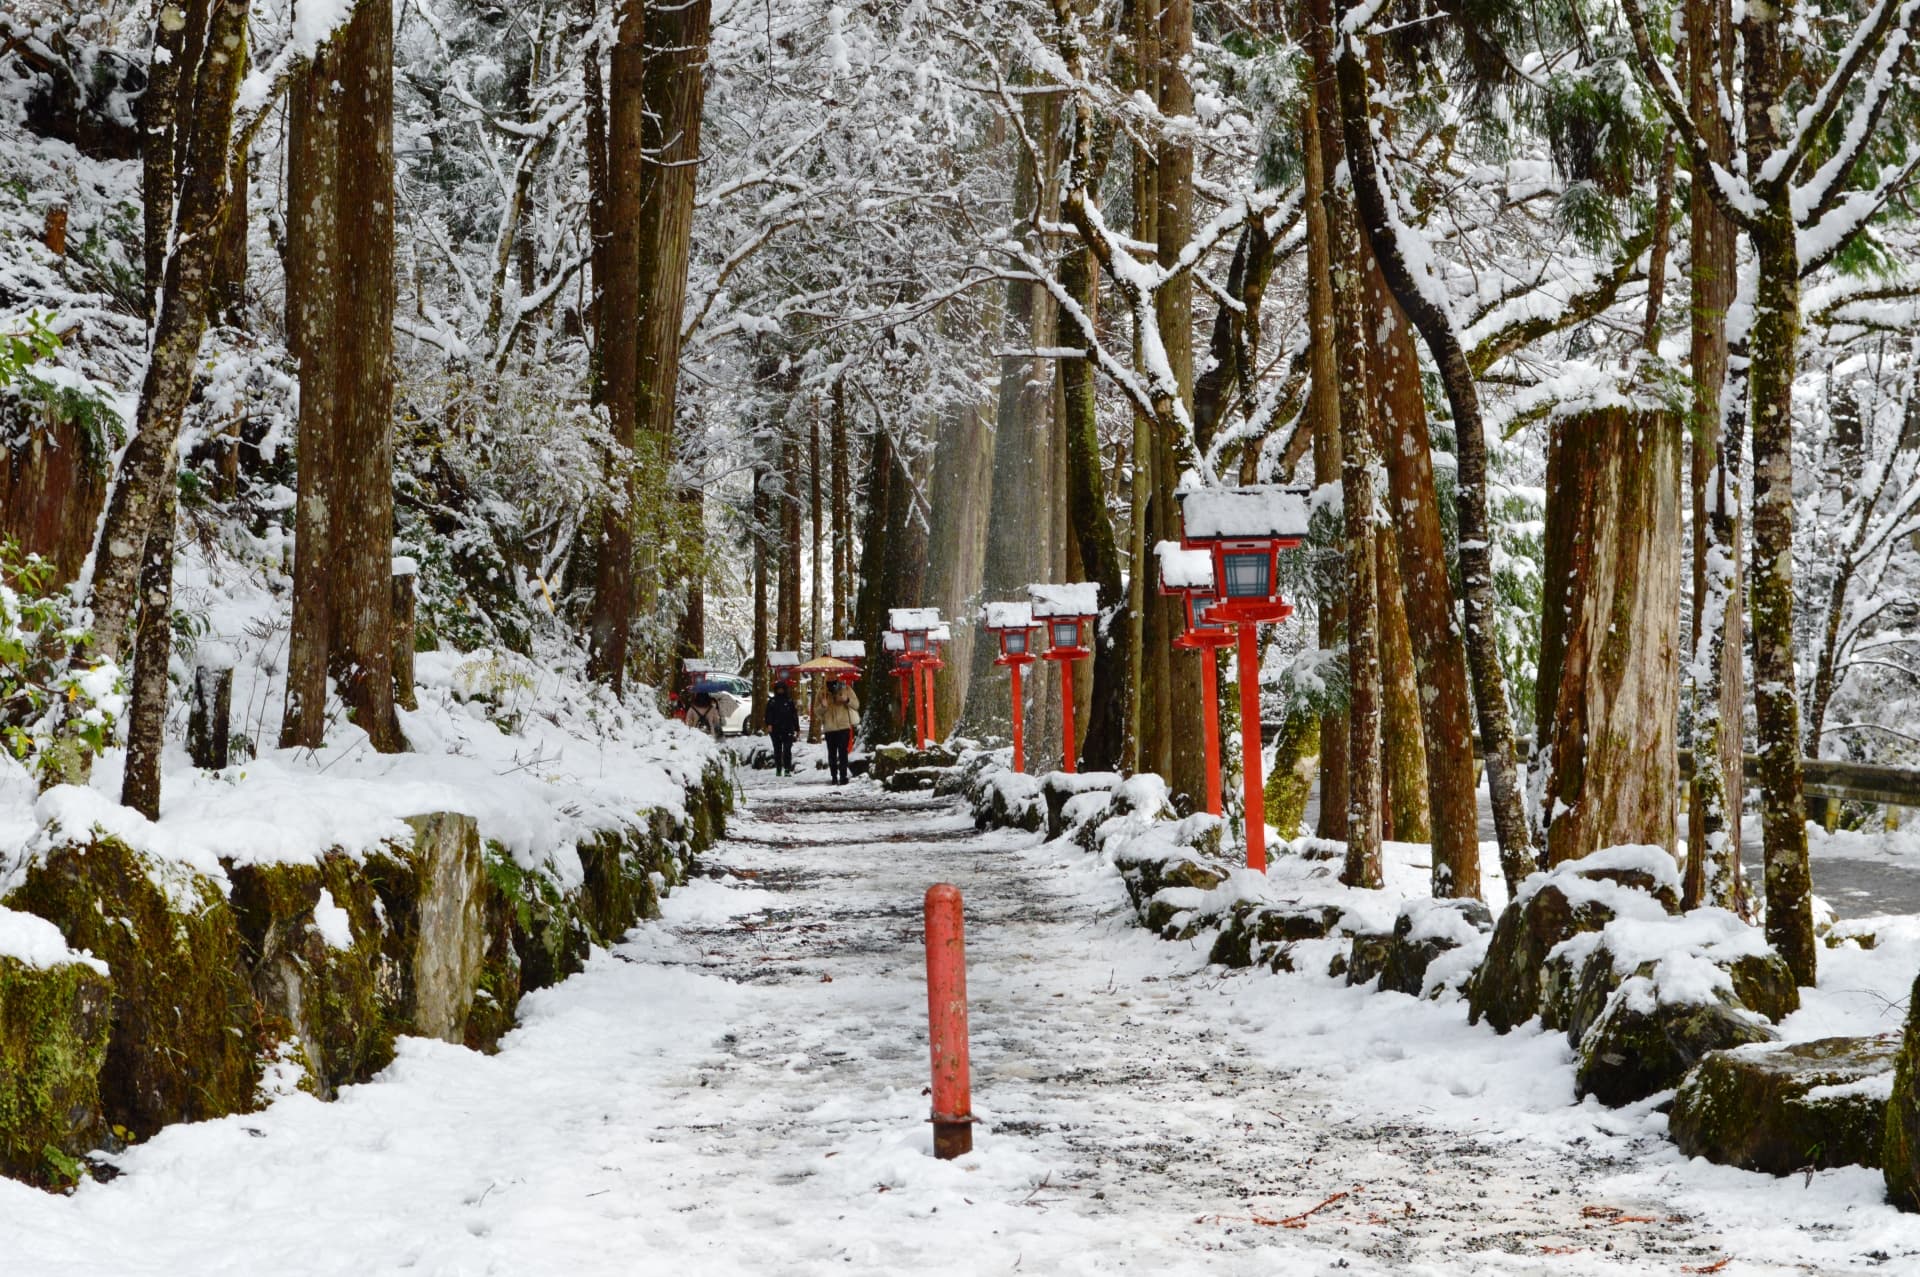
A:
[826, 639, 866, 660]
[882, 631, 906, 652]
[1179, 484, 1311, 542]
[930, 624, 952, 642]
[682, 658, 713, 674]
[888, 606, 942, 632]
[981, 600, 1035, 631]
[1154, 540, 1216, 592]
[768, 650, 801, 667]
[1027, 582, 1099, 618]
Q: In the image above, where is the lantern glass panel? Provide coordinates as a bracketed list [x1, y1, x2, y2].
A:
[1222, 551, 1272, 599]
[907, 632, 927, 651]
[1187, 592, 1215, 628]
[1051, 620, 1079, 648]
[1004, 630, 1028, 655]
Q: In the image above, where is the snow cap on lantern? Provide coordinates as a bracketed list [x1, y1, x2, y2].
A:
[1028, 582, 1097, 657]
[882, 630, 906, 653]
[826, 639, 866, 661]
[889, 606, 941, 653]
[769, 650, 801, 683]
[1155, 539, 1229, 640]
[1177, 484, 1309, 624]
[981, 600, 1039, 662]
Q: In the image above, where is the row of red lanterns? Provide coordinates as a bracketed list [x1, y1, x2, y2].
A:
[979, 485, 1308, 873]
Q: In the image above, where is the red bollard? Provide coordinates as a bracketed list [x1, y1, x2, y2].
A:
[923, 883, 973, 1159]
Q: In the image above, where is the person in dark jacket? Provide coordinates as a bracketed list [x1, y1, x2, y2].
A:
[766, 683, 800, 776]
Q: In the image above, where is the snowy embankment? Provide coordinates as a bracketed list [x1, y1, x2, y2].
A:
[917, 746, 1920, 1216]
[0, 541, 733, 1190]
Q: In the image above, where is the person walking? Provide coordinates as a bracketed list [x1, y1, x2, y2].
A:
[687, 691, 725, 741]
[813, 677, 860, 785]
[766, 682, 800, 777]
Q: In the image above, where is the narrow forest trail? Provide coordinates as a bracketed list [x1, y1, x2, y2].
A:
[3, 763, 1902, 1275]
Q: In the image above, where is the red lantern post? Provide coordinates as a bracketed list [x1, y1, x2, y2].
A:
[981, 602, 1040, 773]
[1029, 583, 1098, 775]
[1156, 542, 1233, 817]
[890, 608, 944, 750]
[1178, 486, 1310, 873]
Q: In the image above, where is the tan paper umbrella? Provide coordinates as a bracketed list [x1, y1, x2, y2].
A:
[793, 655, 859, 674]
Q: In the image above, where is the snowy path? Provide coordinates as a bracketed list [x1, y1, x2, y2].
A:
[5, 766, 1915, 1275]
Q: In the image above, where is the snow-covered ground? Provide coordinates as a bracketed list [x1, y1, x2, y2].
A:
[5, 758, 1919, 1274]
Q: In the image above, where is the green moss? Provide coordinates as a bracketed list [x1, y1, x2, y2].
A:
[0, 954, 111, 1188]
[1884, 972, 1920, 1209]
[1674, 1035, 1897, 1175]
[5, 839, 257, 1140]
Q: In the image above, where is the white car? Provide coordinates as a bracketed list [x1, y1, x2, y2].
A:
[715, 674, 754, 735]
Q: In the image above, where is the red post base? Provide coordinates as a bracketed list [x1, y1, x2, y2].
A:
[925, 662, 939, 744]
[1010, 663, 1026, 774]
[1238, 623, 1266, 872]
[924, 884, 973, 1159]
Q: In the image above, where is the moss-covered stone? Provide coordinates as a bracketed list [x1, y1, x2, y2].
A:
[363, 813, 488, 1043]
[872, 743, 959, 786]
[464, 880, 522, 1054]
[0, 953, 111, 1188]
[1343, 932, 1394, 987]
[1884, 971, 1920, 1210]
[1673, 1035, 1898, 1175]
[225, 856, 392, 1098]
[1576, 981, 1776, 1107]
[484, 844, 587, 995]
[1469, 882, 1618, 1033]
[1379, 899, 1492, 997]
[5, 838, 258, 1139]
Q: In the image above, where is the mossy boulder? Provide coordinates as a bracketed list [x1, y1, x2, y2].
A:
[573, 828, 659, 947]
[1341, 931, 1395, 987]
[6, 838, 258, 1140]
[1469, 850, 1682, 1033]
[1575, 977, 1776, 1107]
[1885, 971, 1920, 1210]
[363, 813, 489, 1043]
[1209, 901, 1342, 969]
[1379, 898, 1493, 997]
[225, 855, 392, 1097]
[872, 743, 958, 785]
[1042, 773, 1121, 841]
[464, 882, 522, 1054]
[1672, 1035, 1898, 1175]
[0, 941, 111, 1188]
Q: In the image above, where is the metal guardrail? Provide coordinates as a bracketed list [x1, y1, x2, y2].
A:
[1263, 720, 1920, 814]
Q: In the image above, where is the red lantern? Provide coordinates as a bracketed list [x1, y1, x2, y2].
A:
[1177, 486, 1310, 872]
[1157, 542, 1234, 817]
[982, 602, 1040, 773]
[1029, 583, 1099, 774]
[889, 608, 945, 748]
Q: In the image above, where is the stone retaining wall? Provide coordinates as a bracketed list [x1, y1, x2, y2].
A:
[0, 759, 733, 1189]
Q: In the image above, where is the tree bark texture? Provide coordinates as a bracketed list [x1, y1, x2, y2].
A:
[281, 0, 401, 754]
[1330, 20, 1536, 880]
[1534, 407, 1682, 867]
[1365, 251, 1481, 896]
[90, 0, 249, 662]
[1684, 0, 1747, 912]
[1742, 0, 1815, 983]
[1058, 245, 1130, 772]
[586, 6, 645, 689]
[1300, 68, 1347, 843]
[923, 385, 994, 732]
[121, 486, 178, 819]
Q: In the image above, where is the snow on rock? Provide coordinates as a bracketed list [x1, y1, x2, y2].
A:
[0, 905, 107, 975]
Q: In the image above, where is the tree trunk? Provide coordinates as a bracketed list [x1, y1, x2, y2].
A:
[1059, 245, 1130, 771]
[1534, 407, 1682, 866]
[634, 0, 712, 671]
[1331, 21, 1536, 878]
[959, 98, 1056, 742]
[121, 486, 177, 819]
[1365, 251, 1481, 896]
[1684, 0, 1747, 913]
[923, 366, 994, 731]
[810, 406, 824, 656]
[750, 463, 771, 731]
[1300, 71, 1347, 843]
[90, 0, 249, 662]
[831, 379, 851, 636]
[281, 0, 399, 753]
[586, 5, 645, 690]
[1374, 517, 1429, 844]
[1742, 0, 1815, 982]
